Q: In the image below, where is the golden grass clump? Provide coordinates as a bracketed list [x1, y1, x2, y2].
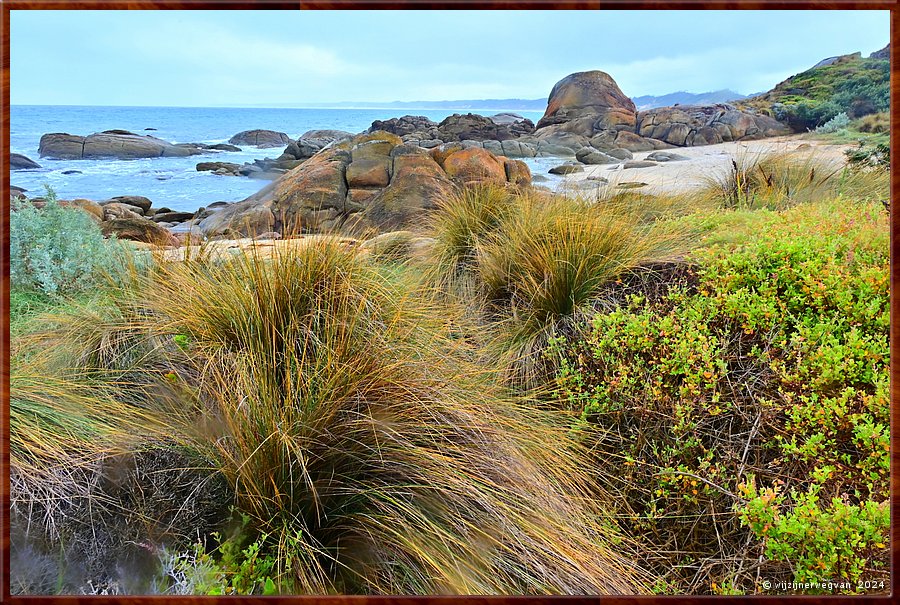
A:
[853, 111, 889, 134]
[12, 238, 648, 595]
[423, 187, 689, 387]
[420, 184, 518, 300]
[701, 151, 842, 210]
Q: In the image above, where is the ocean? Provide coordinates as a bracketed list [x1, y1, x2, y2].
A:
[9, 105, 556, 212]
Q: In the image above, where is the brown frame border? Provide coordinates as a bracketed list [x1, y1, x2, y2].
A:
[0, 2, 896, 603]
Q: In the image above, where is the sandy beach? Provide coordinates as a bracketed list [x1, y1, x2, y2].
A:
[555, 134, 856, 196]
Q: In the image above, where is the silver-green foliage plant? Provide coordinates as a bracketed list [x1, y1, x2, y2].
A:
[815, 111, 850, 133]
[10, 187, 121, 295]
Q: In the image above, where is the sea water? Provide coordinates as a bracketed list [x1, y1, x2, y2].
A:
[10, 105, 559, 212]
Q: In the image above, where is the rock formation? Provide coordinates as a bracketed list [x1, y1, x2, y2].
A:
[524, 70, 790, 157]
[228, 129, 292, 148]
[636, 104, 789, 146]
[39, 130, 207, 160]
[536, 70, 637, 136]
[368, 113, 535, 151]
[10, 153, 41, 170]
[199, 131, 531, 239]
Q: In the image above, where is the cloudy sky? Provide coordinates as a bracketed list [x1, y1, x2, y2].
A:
[10, 10, 889, 107]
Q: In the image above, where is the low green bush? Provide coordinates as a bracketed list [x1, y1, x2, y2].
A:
[546, 198, 889, 594]
[845, 142, 890, 171]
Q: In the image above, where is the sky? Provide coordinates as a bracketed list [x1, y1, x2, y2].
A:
[9, 10, 889, 107]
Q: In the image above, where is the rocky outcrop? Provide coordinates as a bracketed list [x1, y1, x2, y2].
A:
[437, 113, 534, 141]
[370, 116, 440, 138]
[228, 129, 291, 148]
[200, 131, 531, 239]
[10, 153, 41, 169]
[39, 131, 206, 160]
[367, 113, 535, 150]
[636, 104, 790, 146]
[536, 70, 636, 136]
[870, 44, 889, 60]
[279, 129, 353, 161]
[528, 70, 790, 156]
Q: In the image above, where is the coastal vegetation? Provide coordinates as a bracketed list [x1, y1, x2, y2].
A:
[738, 50, 889, 131]
[9, 50, 891, 595]
[10, 145, 889, 594]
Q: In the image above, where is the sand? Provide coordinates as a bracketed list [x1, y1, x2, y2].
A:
[553, 135, 856, 197]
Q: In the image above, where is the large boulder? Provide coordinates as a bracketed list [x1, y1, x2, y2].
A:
[39, 131, 204, 160]
[280, 130, 354, 161]
[575, 147, 619, 165]
[228, 129, 291, 148]
[198, 196, 277, 239]
[536, 71, 637, 137]
[272, 149, 352, 232]
[636, 104, 790, 146]
[442, 147, 508, 186]
[200, 131, 531, 238]
[359, 148, 456, 233]
[10, 153, 41, 169]
[66, 198, 105, 221]
[101, 216, 177, 246]
[104, 195, 153, 213]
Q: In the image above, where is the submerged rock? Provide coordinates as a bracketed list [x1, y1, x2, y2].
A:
[549, 163, 584, 175]
[10, 153, 41, 170]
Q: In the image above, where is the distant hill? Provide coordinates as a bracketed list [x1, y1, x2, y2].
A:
[305, 99, 547, 111]
[631, 90, 747, 110]
[738, 46, 889, 131]
[314, 91, 752, 113]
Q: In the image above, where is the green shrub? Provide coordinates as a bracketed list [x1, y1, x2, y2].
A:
[546, 198, 890, 593]
[10, 188, 124, 295]
[744, 55, 889, 132]
[738, 477, 889, 591]
[845, 142, 890, 171]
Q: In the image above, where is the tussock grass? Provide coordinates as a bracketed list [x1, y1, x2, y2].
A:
[421, 184, 518, 302]
[853, 111, 889, 134]
[13, 238, 648, 595]
[480, 194, 687, 385]
[10, 369, 170, 511]
[423, 187, 689, 388]
[701, 152, 842, 210]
